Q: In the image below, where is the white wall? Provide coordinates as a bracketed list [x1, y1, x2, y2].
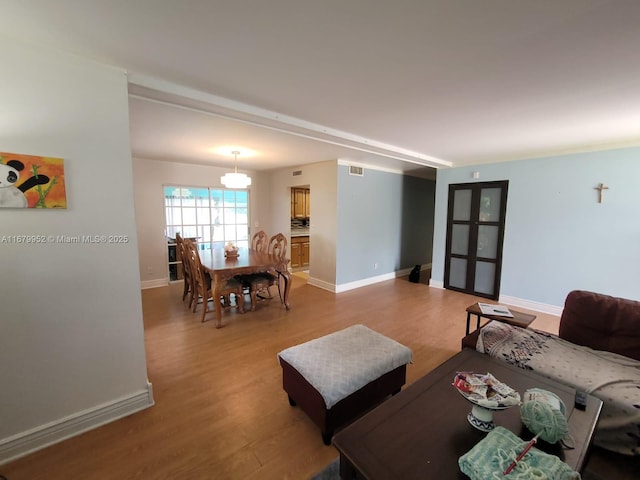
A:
[0, 37, 152, 462]
[268, 161, 338, 288]
[136, 157, 441, 293]
[132, 158, 269, 288]
[133, 158, 338, 289]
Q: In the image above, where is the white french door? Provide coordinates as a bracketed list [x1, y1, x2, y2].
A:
[164, 185, 249, 280]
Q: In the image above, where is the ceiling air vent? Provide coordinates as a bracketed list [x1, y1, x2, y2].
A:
[292, 170, 303, 176]
[349, 165, 364, 176]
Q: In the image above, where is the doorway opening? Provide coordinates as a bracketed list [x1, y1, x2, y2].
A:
[290, 185, 310, 274]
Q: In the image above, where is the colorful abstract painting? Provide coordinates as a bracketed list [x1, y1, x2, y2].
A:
[0, 152, 67, 209]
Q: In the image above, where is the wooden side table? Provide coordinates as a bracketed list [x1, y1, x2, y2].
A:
[465, 302, 536, 335]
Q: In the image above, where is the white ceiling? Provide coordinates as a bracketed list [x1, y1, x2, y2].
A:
[3, 0, 640, 176]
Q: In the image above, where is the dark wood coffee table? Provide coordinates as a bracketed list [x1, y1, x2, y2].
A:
[333, 349, 602, 480]
[465, 302, 536, 335]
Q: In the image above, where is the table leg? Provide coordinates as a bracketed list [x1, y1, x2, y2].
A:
[212, 274, 223, 328]
[466, 312, 483, 335]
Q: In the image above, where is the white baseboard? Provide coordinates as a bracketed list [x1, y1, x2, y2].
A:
[309, 269, 560, 317]
[335, 271, 398, 293]
[0, 381, 155, 465]
[307, 276, 336, 292]
[307, 263, 433, 294]
[427, 280, 561, 316]
[395, 262, 432, 279]
[141, 278, 169, 289]
[498, 295, 562, 316]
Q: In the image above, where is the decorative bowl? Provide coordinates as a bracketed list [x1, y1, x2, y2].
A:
[224, 242, 239, 258]
[453, 372, 521, 432]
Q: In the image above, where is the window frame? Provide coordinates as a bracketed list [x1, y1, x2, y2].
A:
[164, 184, 250, 280]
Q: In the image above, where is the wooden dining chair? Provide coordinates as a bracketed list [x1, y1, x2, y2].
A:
[175, 233, 194, 306]
[251, 230, 269, 253]
[268, 233, 288, 261]
[238, 230, 270, 301]
[184, 240, 245, 323]
[243, 233, 288, 311]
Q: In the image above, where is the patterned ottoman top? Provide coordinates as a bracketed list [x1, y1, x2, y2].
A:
[278, 324, 413, 409]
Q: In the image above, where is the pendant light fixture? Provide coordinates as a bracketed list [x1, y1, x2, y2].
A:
[221, 150, 252, 189]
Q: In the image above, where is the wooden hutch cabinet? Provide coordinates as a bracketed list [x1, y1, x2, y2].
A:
[290, 236, 310, 268]
[291, 188, 310, 218]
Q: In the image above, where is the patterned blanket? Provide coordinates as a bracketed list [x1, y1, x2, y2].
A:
[278, 324, 412, 409]
[476, 322, 640, 456]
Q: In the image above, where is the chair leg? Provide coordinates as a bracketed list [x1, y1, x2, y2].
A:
[276, 275, 284, 304]
[201, 297, 211, 323]
[249, 290, 258, 311]
[182, 280, 189, 302]
[192, 295, 199, 313]
[188, 290, 195, 310]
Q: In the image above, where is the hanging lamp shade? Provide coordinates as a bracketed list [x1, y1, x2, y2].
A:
[221, 150, 252, 188]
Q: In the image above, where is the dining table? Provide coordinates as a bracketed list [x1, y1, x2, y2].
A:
[198, 247, 291, 328]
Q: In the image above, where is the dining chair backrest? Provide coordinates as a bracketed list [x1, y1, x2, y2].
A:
[175, 233, 194, 302]
[251, 230, 269, 253]
[184, 240, 205, 289]
[176, 234, 186, 267]
[268, 233, 288, 260]
[178, 240, 193, 280]
[175, 233, 185, 267]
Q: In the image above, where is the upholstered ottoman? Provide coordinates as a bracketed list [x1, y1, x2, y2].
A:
[277, 324, 412, 444]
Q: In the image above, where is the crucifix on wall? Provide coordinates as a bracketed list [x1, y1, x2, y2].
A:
[594, 183, 609, 203]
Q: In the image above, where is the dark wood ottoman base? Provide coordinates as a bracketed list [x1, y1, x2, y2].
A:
[280, 358, 407, 445]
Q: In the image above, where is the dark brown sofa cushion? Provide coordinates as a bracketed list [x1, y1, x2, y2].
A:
[559, 290, 640, 361]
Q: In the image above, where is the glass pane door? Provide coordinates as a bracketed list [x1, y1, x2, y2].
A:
[444, 181, 508, 300]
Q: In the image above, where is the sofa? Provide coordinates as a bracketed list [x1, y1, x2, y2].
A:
[461, 290, 640, 477]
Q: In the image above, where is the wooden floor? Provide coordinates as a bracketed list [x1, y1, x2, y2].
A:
[1, 276, 566, 479]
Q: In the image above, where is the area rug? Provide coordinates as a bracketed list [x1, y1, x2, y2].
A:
[310, 457, 605, 480]
[310, 457, 339, 480]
